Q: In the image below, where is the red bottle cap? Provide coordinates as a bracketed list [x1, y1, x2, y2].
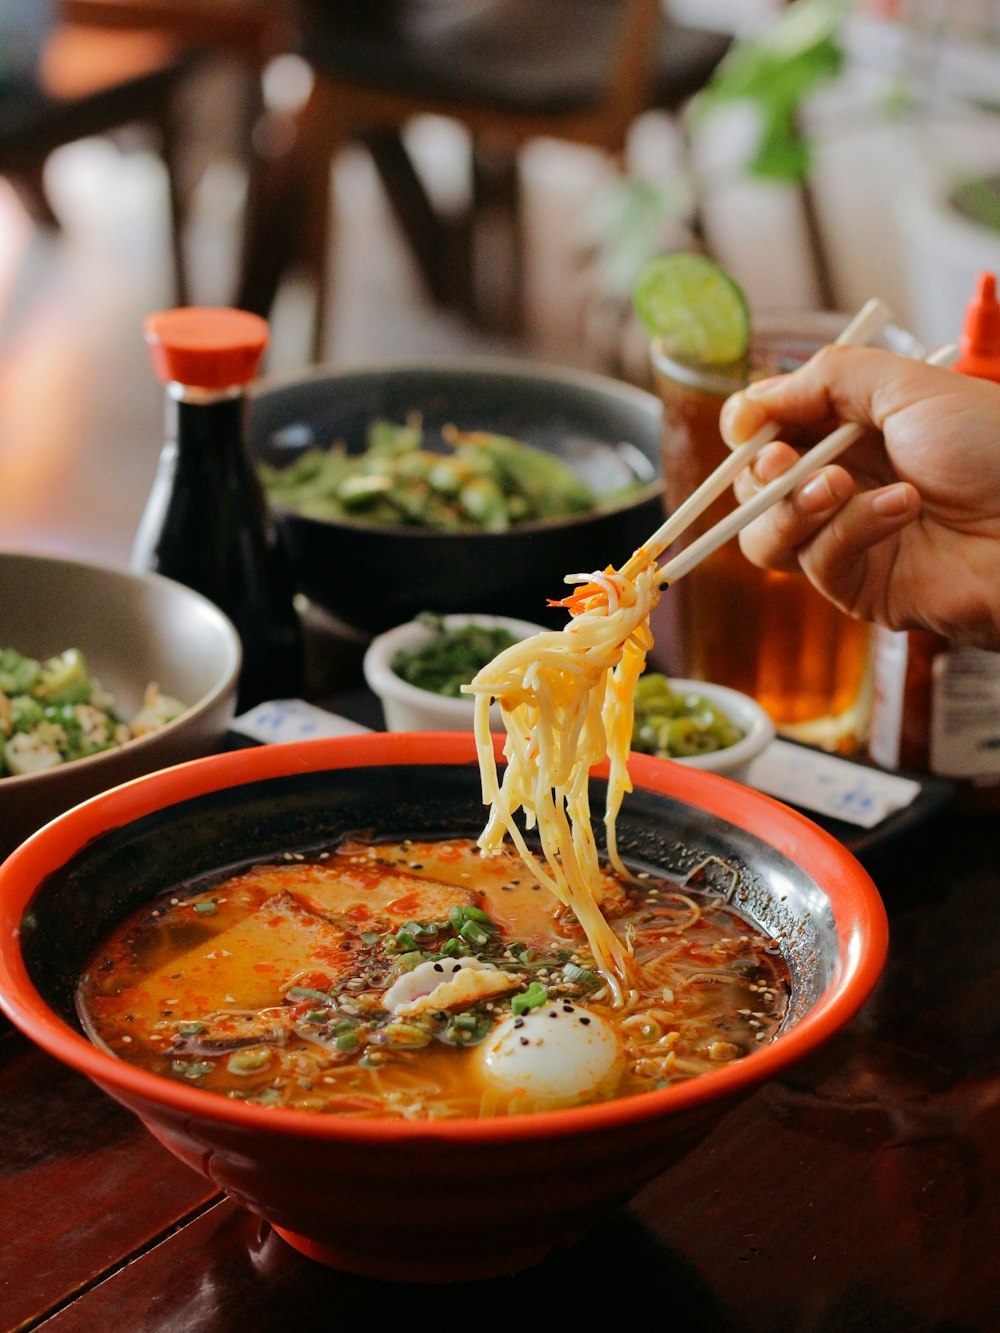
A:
[953, 271, 1000, 383]
[144, 307, 269, 388]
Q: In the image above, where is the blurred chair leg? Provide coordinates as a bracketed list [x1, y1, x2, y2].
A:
[234, 106, 315, 324]
[469, 140, 524, 336]
[234, 74, 350, 361]
[158, 109, 190, 306]
[7, 164, 62, 229]
[798, 174, 837, 311]
[365, 127, 459, 310]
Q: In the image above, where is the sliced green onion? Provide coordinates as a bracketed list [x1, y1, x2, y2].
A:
[226, 1047, 272, 1075]
[562, 962, 601, 988]
[285, 986, 332, 1004]
[251, 1087, 282, 1106]
[511, 982, 548, 1015]
[383, 1022, 432, 1048]
[459, 920, 490, 947]
[185, 1061, 214, 1078]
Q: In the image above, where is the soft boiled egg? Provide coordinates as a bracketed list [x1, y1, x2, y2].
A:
[475, 1001, 625, 1110]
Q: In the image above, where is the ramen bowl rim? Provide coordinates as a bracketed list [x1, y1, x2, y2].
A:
[0, 731, 887, 1146]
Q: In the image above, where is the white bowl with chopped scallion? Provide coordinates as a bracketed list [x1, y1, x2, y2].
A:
[363, 612, 546, 733]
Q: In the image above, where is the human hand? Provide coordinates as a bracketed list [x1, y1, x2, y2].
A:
[719, 346, 1000, 650]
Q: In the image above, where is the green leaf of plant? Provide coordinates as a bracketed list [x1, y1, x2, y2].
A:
[691, 0, 849, 184]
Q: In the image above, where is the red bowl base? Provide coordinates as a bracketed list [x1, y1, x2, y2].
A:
[270, 1220, 592, 1283]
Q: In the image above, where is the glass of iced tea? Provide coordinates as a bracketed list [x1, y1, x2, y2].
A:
[652, 311, 923, 753]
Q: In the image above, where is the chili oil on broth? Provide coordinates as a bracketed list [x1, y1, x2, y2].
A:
[76, 836, 790, 1120]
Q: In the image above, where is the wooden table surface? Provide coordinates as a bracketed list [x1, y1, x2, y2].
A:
[2, 727, 999, 1330]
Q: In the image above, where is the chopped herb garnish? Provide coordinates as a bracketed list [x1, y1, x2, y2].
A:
[250, 1087, 282, 1106]
[285, 986, 333, 1004]
[185, 1061, 214, 1078]
[382, 1021, 432, 1048]
[458, 919, 491, 947]
[226, 1048, 271, 1075]
[193, 901, 217, 916]
[562, 962, 602, 989]
[512, 981, 548, 1015]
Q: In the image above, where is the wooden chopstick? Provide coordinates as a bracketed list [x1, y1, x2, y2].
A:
[658, 340, 960, 586]
[622, 297, 895, 579]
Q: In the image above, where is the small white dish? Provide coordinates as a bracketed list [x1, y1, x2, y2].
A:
[365, 616, 775, 783]
[363, 613, 547, 733]
[657, 678, 775, 783]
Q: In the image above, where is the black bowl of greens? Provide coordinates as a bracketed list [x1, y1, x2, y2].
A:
[249, 359, 663, 635]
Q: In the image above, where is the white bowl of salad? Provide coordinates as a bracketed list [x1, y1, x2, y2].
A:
[1, 550, 241, 860]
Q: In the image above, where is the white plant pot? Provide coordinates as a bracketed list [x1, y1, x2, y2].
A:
[898, 176, 1000, 350]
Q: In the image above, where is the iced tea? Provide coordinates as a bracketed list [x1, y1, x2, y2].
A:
[652, 312, 919, 752]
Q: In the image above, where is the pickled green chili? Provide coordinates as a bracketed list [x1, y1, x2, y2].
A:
[631, 673, 744, 758]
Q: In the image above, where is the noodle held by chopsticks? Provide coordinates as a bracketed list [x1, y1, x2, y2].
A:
[465, 302, 932, 1004]
[464, 549, 661, 1003]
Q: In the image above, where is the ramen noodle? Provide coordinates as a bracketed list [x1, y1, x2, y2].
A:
[76, 836, 789, 1119]
[464, 552, 661, 1002]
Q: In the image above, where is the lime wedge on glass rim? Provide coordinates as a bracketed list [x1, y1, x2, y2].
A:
[632, 251, 751, 368]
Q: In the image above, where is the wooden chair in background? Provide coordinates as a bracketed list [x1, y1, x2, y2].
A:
[0, 15, 200, 303]
[1, 2, 294, 306]
[234, 0, 733, 359]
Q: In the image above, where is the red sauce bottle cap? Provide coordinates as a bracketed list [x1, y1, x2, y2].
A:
[953, 271, 1000, 383]
[144, 307, 269, 388]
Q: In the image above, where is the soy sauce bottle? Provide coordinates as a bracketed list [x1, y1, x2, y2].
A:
[131, 306, 305, 711]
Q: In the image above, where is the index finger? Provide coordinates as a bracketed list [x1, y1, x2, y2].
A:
[724, 345, 962, 448]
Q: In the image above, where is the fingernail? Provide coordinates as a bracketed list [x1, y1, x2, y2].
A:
[750, 450, 773, 483]
[744, 375, 783, 400]
[798, 473, 834, 512]
[872, 484, 912, 517]
[719, 395, 747, 444]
